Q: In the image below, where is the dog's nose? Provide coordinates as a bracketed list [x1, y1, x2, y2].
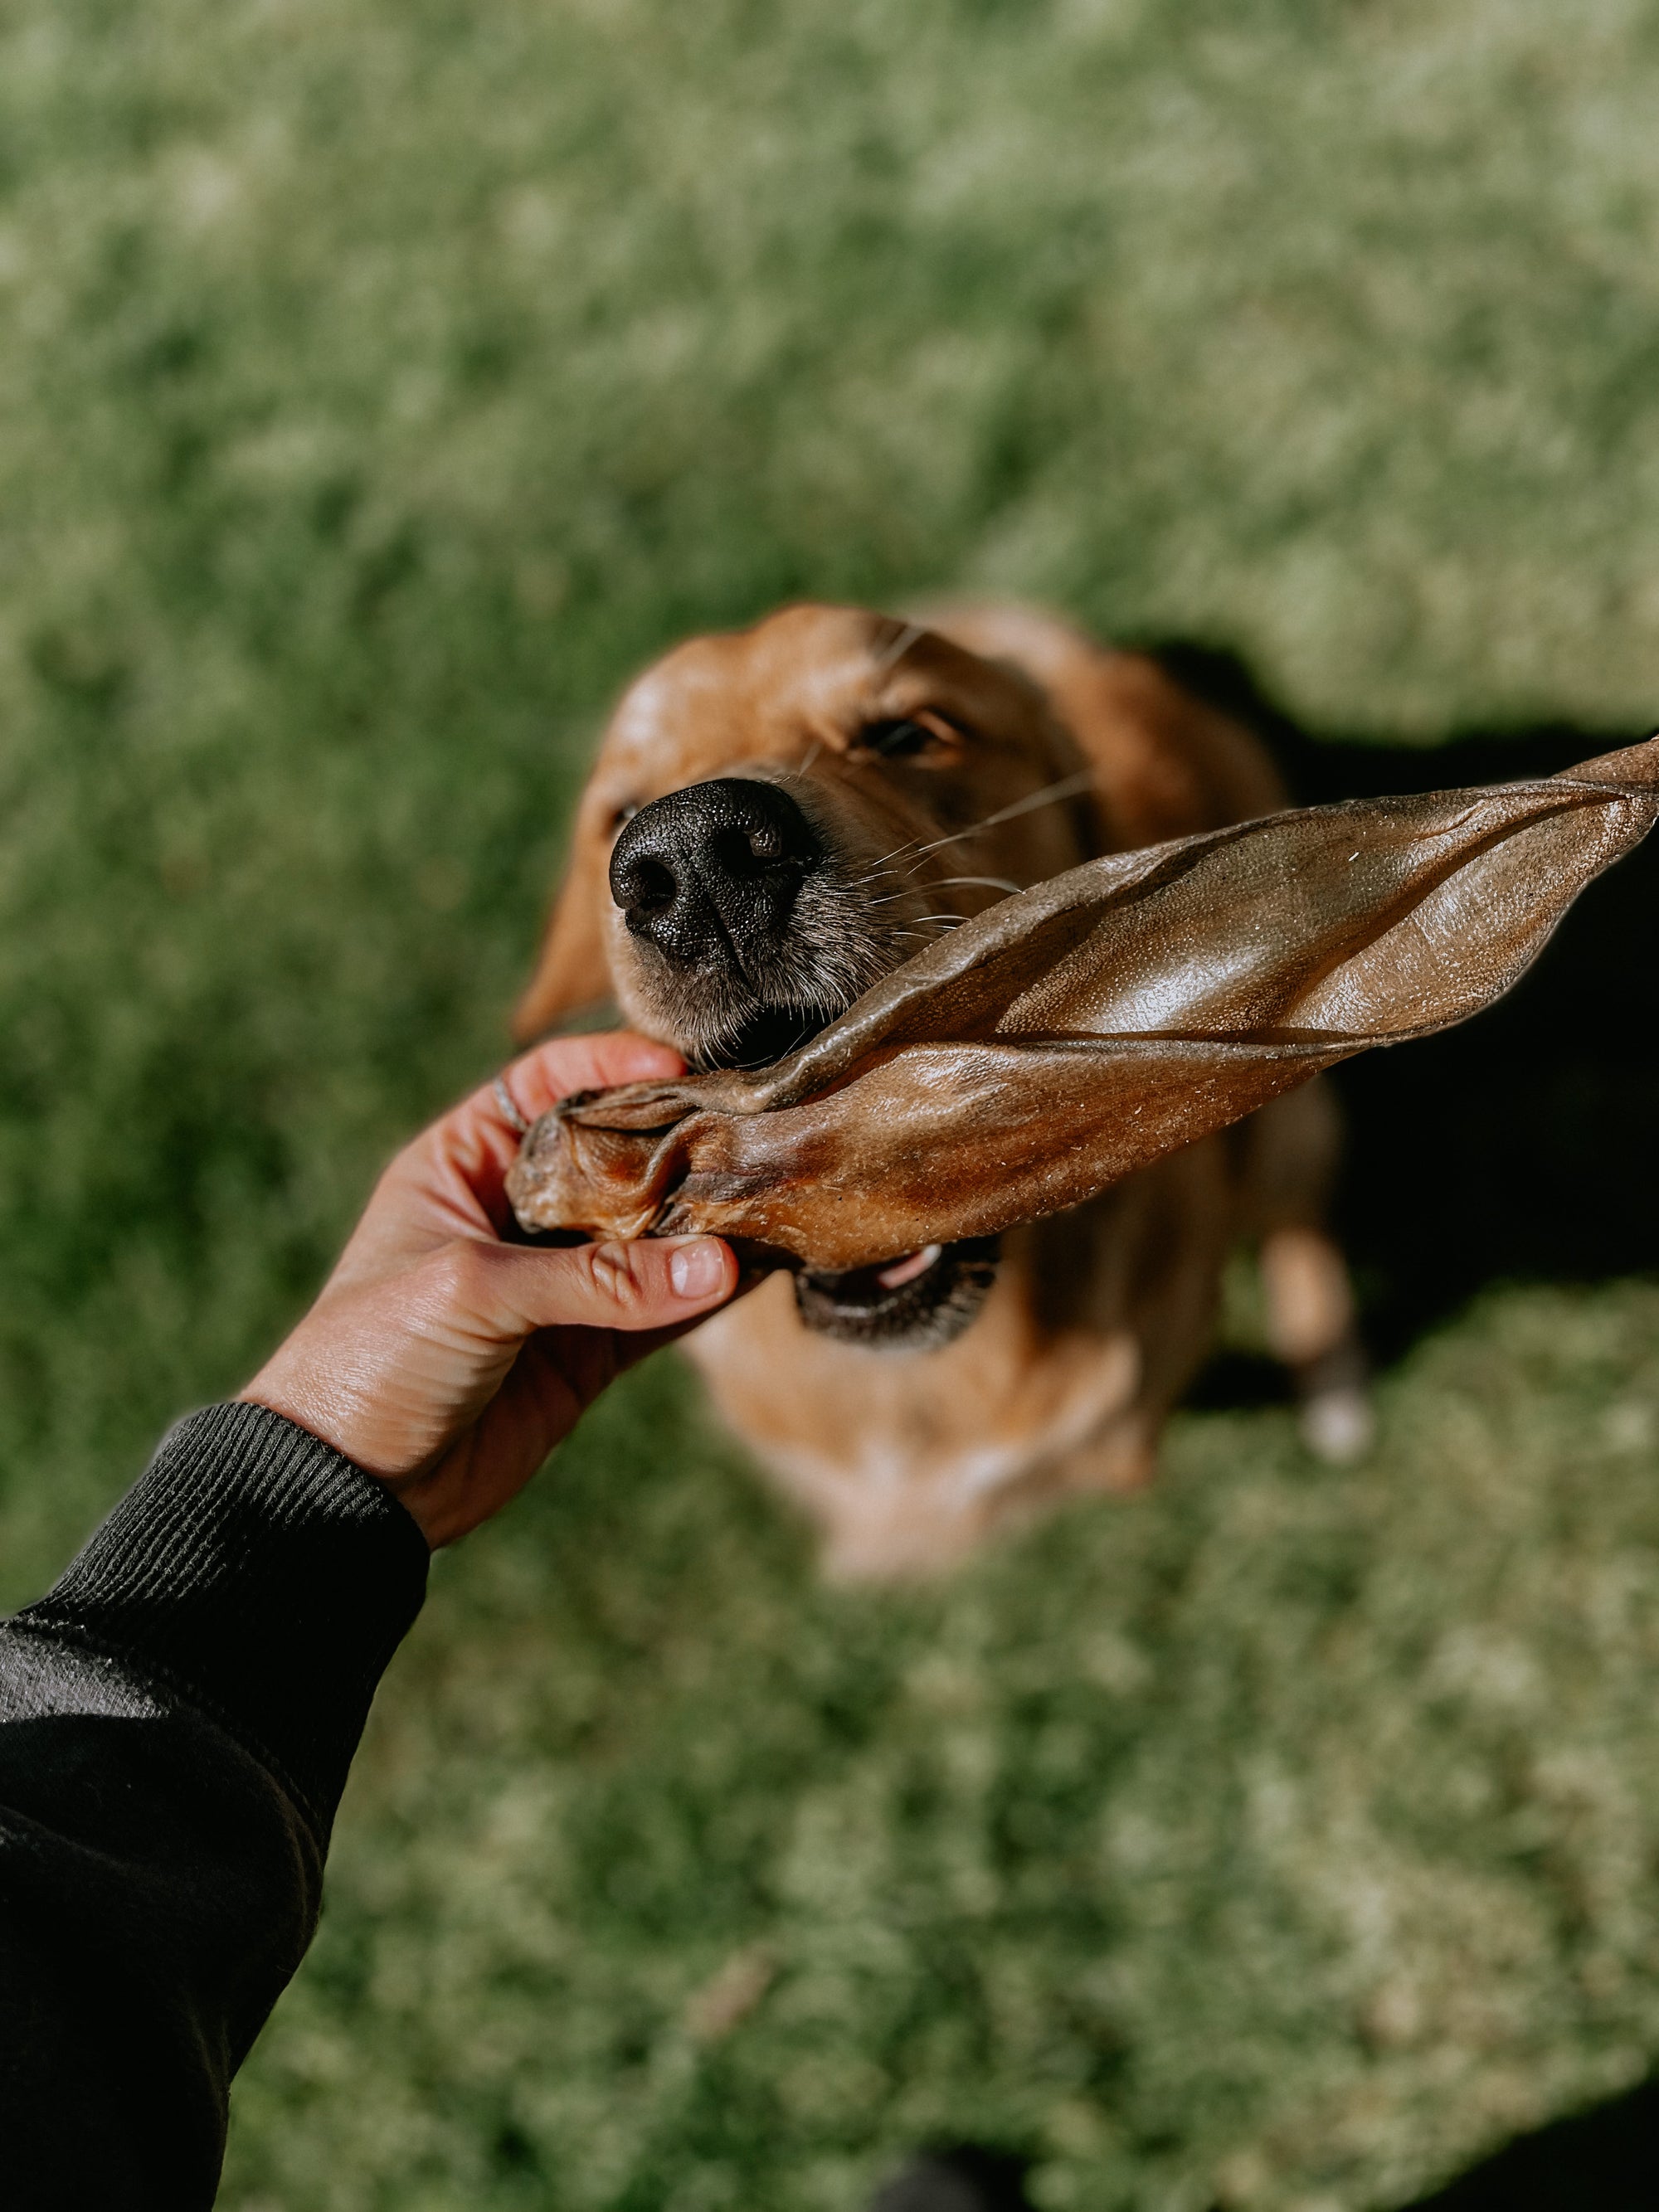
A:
[609, 777, 822, 970]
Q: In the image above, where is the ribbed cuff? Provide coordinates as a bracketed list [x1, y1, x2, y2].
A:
[15, 1403, 429, 1837]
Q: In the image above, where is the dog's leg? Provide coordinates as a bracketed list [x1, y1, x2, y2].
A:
[1258, 1224, 1372, 1461]
[1238, 1082, 1374, 1463]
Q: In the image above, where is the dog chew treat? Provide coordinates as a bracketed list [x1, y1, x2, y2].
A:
[507, 738, 1659, 1271]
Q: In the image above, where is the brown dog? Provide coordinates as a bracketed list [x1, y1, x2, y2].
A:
[514, 603, 1368, 1576]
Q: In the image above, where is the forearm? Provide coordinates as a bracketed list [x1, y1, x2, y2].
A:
[0, 1033, 732, 2205]
[0, 1403, 427, 2207]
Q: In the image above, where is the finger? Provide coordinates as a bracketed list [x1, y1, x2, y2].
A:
[523, 1257, 769, 1417]
[460, 1233, 737, 1339]
[502, 1033, 685, 1124]
[422, 1033, 689, 1233]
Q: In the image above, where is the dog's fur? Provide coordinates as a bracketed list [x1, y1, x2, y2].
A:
[515, 603, 1366, 1576]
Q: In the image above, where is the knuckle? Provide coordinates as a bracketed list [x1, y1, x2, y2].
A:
[582, 1239, 652, 1316]
[428, 1240, 493, 1312]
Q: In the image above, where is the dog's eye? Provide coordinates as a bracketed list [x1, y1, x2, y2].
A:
[859, 717, 945, 760]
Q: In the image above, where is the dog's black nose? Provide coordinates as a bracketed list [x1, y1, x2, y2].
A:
[609, 777, 821, 972]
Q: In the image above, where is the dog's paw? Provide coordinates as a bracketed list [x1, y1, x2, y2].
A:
[1293, 1339, 1374, 1462]
[1299, 1378, 1374, 1463]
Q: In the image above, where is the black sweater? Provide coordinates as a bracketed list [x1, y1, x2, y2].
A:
[0, 1402, 430, 2209]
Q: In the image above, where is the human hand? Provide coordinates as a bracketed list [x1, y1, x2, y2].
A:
[239, 1034, 737, 1548]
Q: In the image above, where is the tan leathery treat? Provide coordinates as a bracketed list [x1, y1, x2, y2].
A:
[507, 739, 1659, 1268]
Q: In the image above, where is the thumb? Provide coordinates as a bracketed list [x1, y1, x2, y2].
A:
[466, 1233, 738, 1338]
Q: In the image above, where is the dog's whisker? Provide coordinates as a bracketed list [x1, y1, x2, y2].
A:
[870, 619, 926, 678]
[836, 855, 902, 887]
[888, 916, 969, 939]
[844, 861, 926, 894]
[844, 863, 937, 897]
[909, 769, 1097, 858]
[861, 874, 1019, 912]
[859, 779, 1086, 881]
[857, 836, 931, 877]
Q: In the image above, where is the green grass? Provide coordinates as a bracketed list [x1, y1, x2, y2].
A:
[3, 2, 1659, 2205]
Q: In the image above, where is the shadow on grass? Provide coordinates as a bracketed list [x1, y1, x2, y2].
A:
[860, 2088, 1659, 2212]
[864, 2082, 1659, 2212]
[865, 2144, 1035, 2211]
[1395, 2075, 1659, 2210]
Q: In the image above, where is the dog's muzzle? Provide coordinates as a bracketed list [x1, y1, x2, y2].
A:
[611, 781, 1003, 1347]
[610, 776, 839, 1067]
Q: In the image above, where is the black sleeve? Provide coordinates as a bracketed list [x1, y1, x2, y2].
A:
[0, 1402, 429, 2210]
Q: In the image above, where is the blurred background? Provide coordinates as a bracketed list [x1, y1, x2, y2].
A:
[6, 2, 1659, 2205]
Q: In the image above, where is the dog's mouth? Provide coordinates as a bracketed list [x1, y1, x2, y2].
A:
[697, 1001, 831, 1072]
[794, 1237, 1001, 1350]
[690, 1005, 1000, 1348]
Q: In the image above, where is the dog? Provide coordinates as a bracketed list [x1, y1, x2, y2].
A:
[513, 602, 1369, 1576]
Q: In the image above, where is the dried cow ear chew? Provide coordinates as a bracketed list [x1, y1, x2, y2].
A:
[506, 738, 1659, 1271]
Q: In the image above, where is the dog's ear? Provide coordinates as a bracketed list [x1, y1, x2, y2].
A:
[1064, 654, 1287, 850]
[512, 835, 614, 1043]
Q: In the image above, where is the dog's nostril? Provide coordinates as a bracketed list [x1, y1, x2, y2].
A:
[625, 856, 678, 914]
[709, 822, 799, 879]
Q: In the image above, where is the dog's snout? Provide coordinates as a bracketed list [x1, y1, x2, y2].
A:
[609, 777, 821, 971]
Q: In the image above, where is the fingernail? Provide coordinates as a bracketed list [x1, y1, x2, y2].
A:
[669, 1238, 726, 1300]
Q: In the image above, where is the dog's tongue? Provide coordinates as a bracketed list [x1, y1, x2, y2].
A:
[507, 739, 1659, 1273]
[873, 1246, 942, 1291]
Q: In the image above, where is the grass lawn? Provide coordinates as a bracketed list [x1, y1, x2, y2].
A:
[4, 2, 1659, 2205]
